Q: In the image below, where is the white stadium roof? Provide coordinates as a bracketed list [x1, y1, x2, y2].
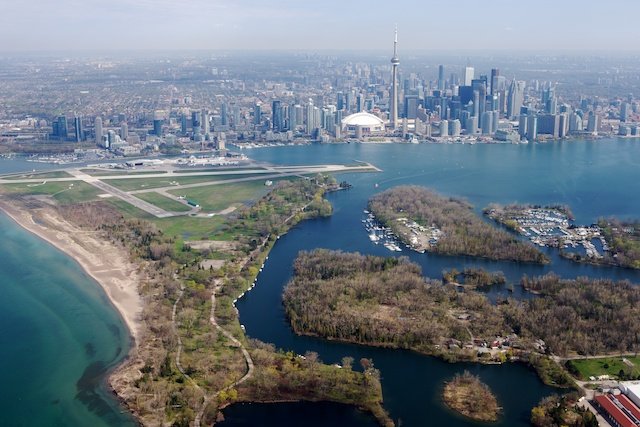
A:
[341, 112, 385, 127]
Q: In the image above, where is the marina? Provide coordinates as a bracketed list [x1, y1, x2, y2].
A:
[485, 206, 608, 259]
[362, 210, 402, 252]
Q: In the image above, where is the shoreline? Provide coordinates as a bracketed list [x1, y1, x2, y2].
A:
[0, 198, 142, 345]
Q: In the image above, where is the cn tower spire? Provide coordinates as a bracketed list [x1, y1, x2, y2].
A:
[393, 25, 398, 59]
[390, 26, 400, 129]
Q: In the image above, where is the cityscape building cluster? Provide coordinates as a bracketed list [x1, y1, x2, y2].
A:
[1, 30, 639, 156]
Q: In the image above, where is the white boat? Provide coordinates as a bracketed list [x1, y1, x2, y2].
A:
[384, 242, 402, 252]
[369, 233, 380, 242]
[383, 242, 402, 252]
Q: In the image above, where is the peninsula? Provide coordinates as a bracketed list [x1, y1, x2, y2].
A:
[0, 162, 392, 427]
[485, 203, 640, 269]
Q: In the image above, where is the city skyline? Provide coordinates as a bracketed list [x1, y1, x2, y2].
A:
[3, 0, 640, 52]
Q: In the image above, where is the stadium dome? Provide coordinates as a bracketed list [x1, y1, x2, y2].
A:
[341, 112, 385, 128]
[341, 112, 386, 139]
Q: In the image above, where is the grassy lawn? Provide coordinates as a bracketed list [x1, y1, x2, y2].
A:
[0, 181, 102, 204]
[567, 356, 640, 380]
[103, 182, 267, 241]
[106, 194, 239, 241]
[135, 192, 192, 212]
[152, 215, 230, 241]
[107, 198, 230, 240]
[168, 180, 272, 212]
[2, 170, 72, 180]
[103, 173, 264, 191]
[106, 199, 155, 220]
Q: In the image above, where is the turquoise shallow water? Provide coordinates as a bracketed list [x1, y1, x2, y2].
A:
[0, 213, 136, 427]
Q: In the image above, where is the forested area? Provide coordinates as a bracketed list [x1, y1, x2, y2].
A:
[530, 393, 598, 427]
[599, 218, 640, 269]
[283, 250, 506, 353]
[368, 186, 548, 264]
[284, 250, 640, 362]
[517, 273, 640, 356]
[238, 340, 390, 426]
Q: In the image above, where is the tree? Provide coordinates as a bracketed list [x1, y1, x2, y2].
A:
[360, 358, 373, 371]
[341, 356, 354, 370]
[160, 354, 173, 377]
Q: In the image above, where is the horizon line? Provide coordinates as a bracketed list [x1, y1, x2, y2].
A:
[2, 48, 640, 55]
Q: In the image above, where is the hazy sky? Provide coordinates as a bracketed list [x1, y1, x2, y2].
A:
[2, 0, 640, 52]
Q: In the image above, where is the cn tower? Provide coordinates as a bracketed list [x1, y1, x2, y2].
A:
[390, 27, 400, 129]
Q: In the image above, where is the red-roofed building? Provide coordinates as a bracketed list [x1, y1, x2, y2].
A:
[594, 395, 637, 427]
[619, 394, 640, 421]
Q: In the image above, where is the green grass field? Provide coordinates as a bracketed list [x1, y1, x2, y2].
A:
[135, 192, 192, 212]
[152, 215, 230, 241]
[105, 199, 159, 222]
[567, 356, 640, 380]
[103, 173, 264, 191]
[106, 194, 231, 240]
[0, 181, 102, 204]
[2, 171, 72, 180]
[102, 182, 267, 241]
[167, 180, 271, 212]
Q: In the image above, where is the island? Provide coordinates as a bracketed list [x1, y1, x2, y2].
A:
[283, 249, 510, 359]
[485, 203, 640, 269]
[0, 163, 393, 427]
[368, 186, 549, 264]
[284, 249, 640, 388]
[442, 267, 506, 289]
[442, 371, 500, 422]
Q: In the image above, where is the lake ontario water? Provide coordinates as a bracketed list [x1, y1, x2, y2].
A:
[0, 158, 136, 427]
[2, 139, 640, 426]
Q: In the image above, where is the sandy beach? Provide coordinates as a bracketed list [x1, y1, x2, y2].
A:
[0, 198, 143, 344]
